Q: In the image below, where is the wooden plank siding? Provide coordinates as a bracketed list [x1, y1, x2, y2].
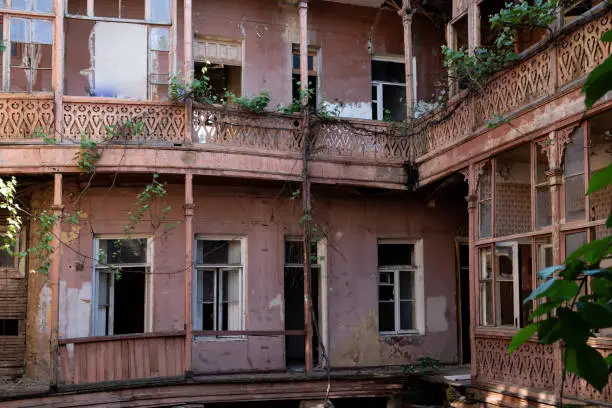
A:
[0, 275, 26, 378]
[58, 332, 185, 385]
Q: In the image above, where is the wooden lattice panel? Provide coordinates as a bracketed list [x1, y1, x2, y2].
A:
[0, 97, 54, 139]
[557, 11, 612, 86]
[62, 102, 185, 144]
[313, 121, 410, 163]
[193, 106, 302, 153]
[474, 50, 551, 128]
[424, 97, 475, 155]
[475, 336, 557, 390]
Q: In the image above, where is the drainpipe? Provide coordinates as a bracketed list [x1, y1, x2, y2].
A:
[49, 173, 63, 388]
[184, 174, 194, 377]
[399, 3, 414, 123]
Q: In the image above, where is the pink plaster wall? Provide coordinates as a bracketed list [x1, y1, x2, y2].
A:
[55, 180, 466, 373]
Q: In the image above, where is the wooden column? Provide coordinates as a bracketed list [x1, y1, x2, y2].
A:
[184, 174, 194, 375]
[399, 4, 414, 121]
[299, 0, 309, 105]
[468, 0, 480, 52]
[49, 173, 63, 387]
[302, 110, 313, 374]
[53, 0, 65, 140]
[183, 0, 193, 144]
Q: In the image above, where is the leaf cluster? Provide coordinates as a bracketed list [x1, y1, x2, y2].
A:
[74, 135, 101, 174]
[402, 356, 441, 375]
[583, 30, 612, 109]
[226, 90, 272, 114]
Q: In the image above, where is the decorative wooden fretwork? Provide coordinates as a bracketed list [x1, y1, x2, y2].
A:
[475, 335, 558, 390]
[564, 341, 612, 401]
[474, 50, 552, 129]
[422, 97, 475, 156]
[192, 105, 303, 153]
[62, 101, 185, 144]
[0, 97, 54, 139]
[557, 12, 612, 86]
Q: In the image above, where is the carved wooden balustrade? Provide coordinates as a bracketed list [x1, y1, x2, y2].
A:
[62, 97, 186, 144]
[0, 95, 54, 140]
[475, 333, 612, 401]
[192, 103, 303, 153]
[58, 332, 185, 385]
[417, 8, 612, 159]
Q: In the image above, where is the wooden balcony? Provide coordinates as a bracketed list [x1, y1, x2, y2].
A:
[58, 332, 186, 386]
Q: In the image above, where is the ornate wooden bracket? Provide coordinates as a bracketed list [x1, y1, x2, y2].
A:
[461, 160, 488, 197]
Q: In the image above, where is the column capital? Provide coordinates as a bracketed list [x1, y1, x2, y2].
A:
[183, 203, 195, 216]
[546, 168, 564, 186]
[397, 7, 413, 24]
[299, 0, 308, 9]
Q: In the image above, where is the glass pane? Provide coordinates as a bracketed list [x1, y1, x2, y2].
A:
[32, 69, 52, 92]
[292, 53, 299, 70]
[307, 55, 314, 71]
[202, 303, 214, 330]
[150, 0, 170, 21]
[378, 271, 394, 284]
[97, 270, 110, 305]
[371, 60, 405, 83]
[564, 127, 584, 176]
[496, 245, 514, 280]
[479, 247, 492, 280]
[479, 282, 493, 326]
[479, 201, 492, 238]
[32, 20, 53, 44]
[478, 165, 492, 200]
[10, 18, 30, 43]
[378, 243, 413, 266]
[382, 85, 406, 122]
[399, 271, 414, 300]
[588, 114, 612, 222]
[378, 285, 394, 302]
[199, 269, 214, 302]
[100, 239, 147, 264]
[11, 0, 32, 10]
[150, 27, 169, 51]
[371, 85, 377, 101]
[34, 43, 52, 69]
[225, 269, 240, 330]
[399, 300, 414, 330]
[197, 240, 229, 264]
[565, 174, 586, 222]
[519, 243, 533, 327]
[495, 145, 532, 237]
[535, 141, 549, 184]
[535, 186, 552, 228]
[34, 0, 53, 12]
[371, 102, 378, 121]
[565, 231, 587, 257]
[378, 302, 395, 332]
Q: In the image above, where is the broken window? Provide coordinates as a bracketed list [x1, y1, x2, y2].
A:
[377, 241, 423, 334]
[371, 58, 406, 122]
[292, 46, 318, 108]
[193, 38, 243, 102]
[478, 162, 492, 238]
[564, 127, 586, 222]
[194, 239, 243, 333]
[479, 241, 533, 328]
[93, 238, 150, 336]
[8, 18, 53, 92]
[284, 239, 321, 367]
[149, 27, 170, 100]
[495, 144, 532, 236]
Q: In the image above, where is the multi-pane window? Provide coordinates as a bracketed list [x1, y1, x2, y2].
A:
[8, 17, 53, 92]
[292, 46, 317, 108]
[478, 163, 492, 238]
[10, 0, 53, 13]
[194, 238, 243, 332]
[377, 241, 423, 334]
[93, 238, 150, 336]
[564, 127, 586, 222]
[535, 142, 552, 228]
[149, 27, 170, 100]
[371, 59, 406, 122]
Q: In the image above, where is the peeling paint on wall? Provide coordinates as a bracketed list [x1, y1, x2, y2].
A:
[322, 101, 372, 120]
[268, 293, 283, 322]
[38, 283, 51, 335]
[426, 296, 448, 333]
[59, 281, 92, 338]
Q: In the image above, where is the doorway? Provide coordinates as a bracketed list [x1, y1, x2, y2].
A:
[456, 240, 471, 364]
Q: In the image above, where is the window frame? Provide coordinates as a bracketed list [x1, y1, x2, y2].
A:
[193, 235, 246, 339]
[376, 239, 425, 336]
[370, 55, 407, 122]
[91, 235, 154, 336]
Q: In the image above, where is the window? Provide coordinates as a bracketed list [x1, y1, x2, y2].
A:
[194, 238, 244, 332]
[11, 0, 53, 13]
[149, 27, 170, 100]
[0, 234, 17, 269]
[377, 240, 423, 334]
[8, 18, 53, 92]
[535, 141, 552, 228]
[292, 46, 317, 109]
[371, 58, 406, 122]
[92, 238, 151, 336]
[478, 162, 492, 238]
[0, 319, 18, 336]
[564, 127, 586, 222]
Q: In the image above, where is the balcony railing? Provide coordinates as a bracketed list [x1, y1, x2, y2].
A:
[58, 332, 186, 385]
[0, 95, 54, 140]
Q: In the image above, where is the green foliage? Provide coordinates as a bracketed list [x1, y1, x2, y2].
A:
[277, 83, 314, 114]
[443, 0, 557, 90]
[36, 128, 57, 144]
[74, 135, 101, 174]
[316, 102, 340, 121]
[383, 109, 393, 122]
[226, 90, 271, 114]
[104, 119, 144, 140]
[0, 177, 22, 257]
[583, 29, 612, 109]
[169, 64, 222, 104]
[29, 210, 58, 275]
[509, 165, 612, 392]
[402, 357, 441, 375]
[122, 174, 169, 235]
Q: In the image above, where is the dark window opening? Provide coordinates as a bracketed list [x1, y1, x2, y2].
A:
[0, 319, 19, 336]
[194, 62, 242, 103]
[371, 60, 406, 122]
[292, 46, 318, 109]
[453, 15, 469, 50]
[112, 268, 145, 335]
[378, 243, 414, 266]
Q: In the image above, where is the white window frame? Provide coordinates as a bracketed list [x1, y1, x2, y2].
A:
[371, 55, 409, 121]
[193, 235, 246, 338]
[494, 241, 520, 327]
[377, 239, 425, 335]
[91, 236, 154, 336]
